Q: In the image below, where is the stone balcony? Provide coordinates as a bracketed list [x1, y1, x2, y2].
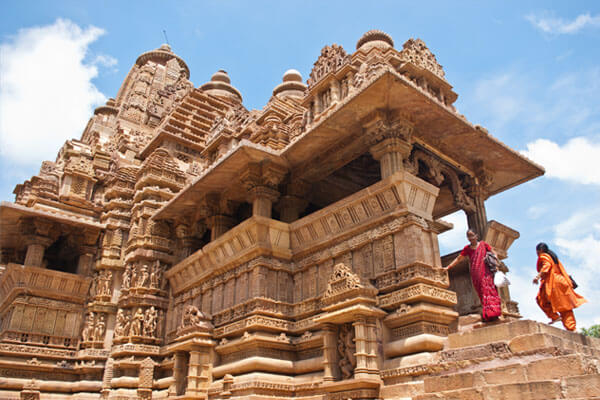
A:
[166, 216, 291, 296]
[0, 264, 91, 349]
[166, 171, 439, 296]
[0, 264, 91, 306]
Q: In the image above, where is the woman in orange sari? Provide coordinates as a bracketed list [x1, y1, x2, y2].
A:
[533, 243, 586, 331]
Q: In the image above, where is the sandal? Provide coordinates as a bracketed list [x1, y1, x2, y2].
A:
[548, 318, 561, 325]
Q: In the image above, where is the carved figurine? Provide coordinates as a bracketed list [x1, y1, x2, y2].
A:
[338, 324, 356, 380]
[115, 309, 130, 337]
[122, 265, 131, 290]
[181, 305, 207, 328]
[82, 312, 95, 342]
[131, 265, 138, 288]
[143, 306, 158, 337]
[138, 264, 149, 288]
[130, 308, 144, 336]
[156, 310, 164, 338]
[89, 273, 99, 298]
[99, 270, 112, 296]
[93, 314, 106, 342]
[150, 262, 161, 289]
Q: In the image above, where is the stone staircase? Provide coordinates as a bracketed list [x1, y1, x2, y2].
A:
[382, 319, 600, 400]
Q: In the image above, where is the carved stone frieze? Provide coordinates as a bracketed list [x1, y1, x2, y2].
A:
[378, 283, 457, 309]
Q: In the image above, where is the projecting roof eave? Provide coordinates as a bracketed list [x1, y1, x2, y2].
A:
[281, 67, 545, 198]
[0, 202, 106, 249]
[153, 140, 287, 221]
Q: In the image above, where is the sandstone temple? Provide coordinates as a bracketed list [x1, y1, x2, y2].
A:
[1, 30, 599, 399]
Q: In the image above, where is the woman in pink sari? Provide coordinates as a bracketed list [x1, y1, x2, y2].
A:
[446, 229, 502, 321]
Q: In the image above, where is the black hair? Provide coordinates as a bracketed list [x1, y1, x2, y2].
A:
[536, 242, 559, 264]
[466, 229, 479, 238]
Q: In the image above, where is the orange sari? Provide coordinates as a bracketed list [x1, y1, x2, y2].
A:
[536, 253, 586, 330]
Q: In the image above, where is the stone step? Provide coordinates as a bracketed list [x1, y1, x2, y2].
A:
[448, 319, 600, 351]
[416, 375, 600, 400]
[422, 354, 598, 393]
[379, 381, 424, 400]
[562, 374, 600, 399]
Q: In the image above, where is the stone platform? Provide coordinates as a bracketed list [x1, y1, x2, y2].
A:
[381, 318, 600, 400]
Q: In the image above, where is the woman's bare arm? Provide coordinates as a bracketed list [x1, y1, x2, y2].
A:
[446, 254, 465, 270]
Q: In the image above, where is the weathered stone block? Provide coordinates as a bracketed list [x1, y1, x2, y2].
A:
[526, 355, 586, 381]
[508, 333, 564, 354]
[416, 388, 483, 400]
[482, 363, 526, 385]
[379, 381, 424, 398]
[423, 371, 481, 393]
[563, 374, 600, 398]
[482, 381, 562, 400]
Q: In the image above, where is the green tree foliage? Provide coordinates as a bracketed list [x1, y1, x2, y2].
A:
[581, 324, 600, 338]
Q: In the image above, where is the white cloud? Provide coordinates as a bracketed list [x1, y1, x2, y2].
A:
[526, 12, 600, 35]
[527, 204, 549, 220]
[0, 18, 112, 166]
[521, 138, 600, 185]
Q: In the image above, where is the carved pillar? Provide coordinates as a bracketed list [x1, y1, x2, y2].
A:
[77, 246, 96, 276]
[186, 349, 202, 396]
[185, 347, 212, 398]
[206, 215, 236, 241]
[330, 80, 340, 104]
[23, 236, 53, 267]
[322, 323, 338, 382]
[277, 180, 309, 223]
[278, 195, 308, 222]
[247, 186, 279, 218]
[353, 317, 369, 378]
[367, 115, 414, 179]
[172, 351, 187, 396]
[365, 318, 378, 373]
[465, 190, 487, 239]
[370, 138, 412, 178]
[314, 92, 322, 114]
[461, 163, 493, 238]
[175, 223, 204, 259]
[242, 161, 286, 220]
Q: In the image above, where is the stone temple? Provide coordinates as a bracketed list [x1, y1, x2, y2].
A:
[0, 30, 599, 399]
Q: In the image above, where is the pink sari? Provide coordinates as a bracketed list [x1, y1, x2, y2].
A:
[461, 241, 502, 321]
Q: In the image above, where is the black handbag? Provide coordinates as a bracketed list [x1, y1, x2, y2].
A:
[484, 251, 499, 273]
[569, 275, 578, 289]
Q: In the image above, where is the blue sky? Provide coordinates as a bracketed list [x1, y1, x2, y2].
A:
[1, 1, 599, 328]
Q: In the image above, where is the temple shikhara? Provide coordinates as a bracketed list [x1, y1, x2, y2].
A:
[2, 30, 600, 400]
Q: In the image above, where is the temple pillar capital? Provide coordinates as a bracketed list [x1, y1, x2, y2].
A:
[366, 115, 414, 178]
